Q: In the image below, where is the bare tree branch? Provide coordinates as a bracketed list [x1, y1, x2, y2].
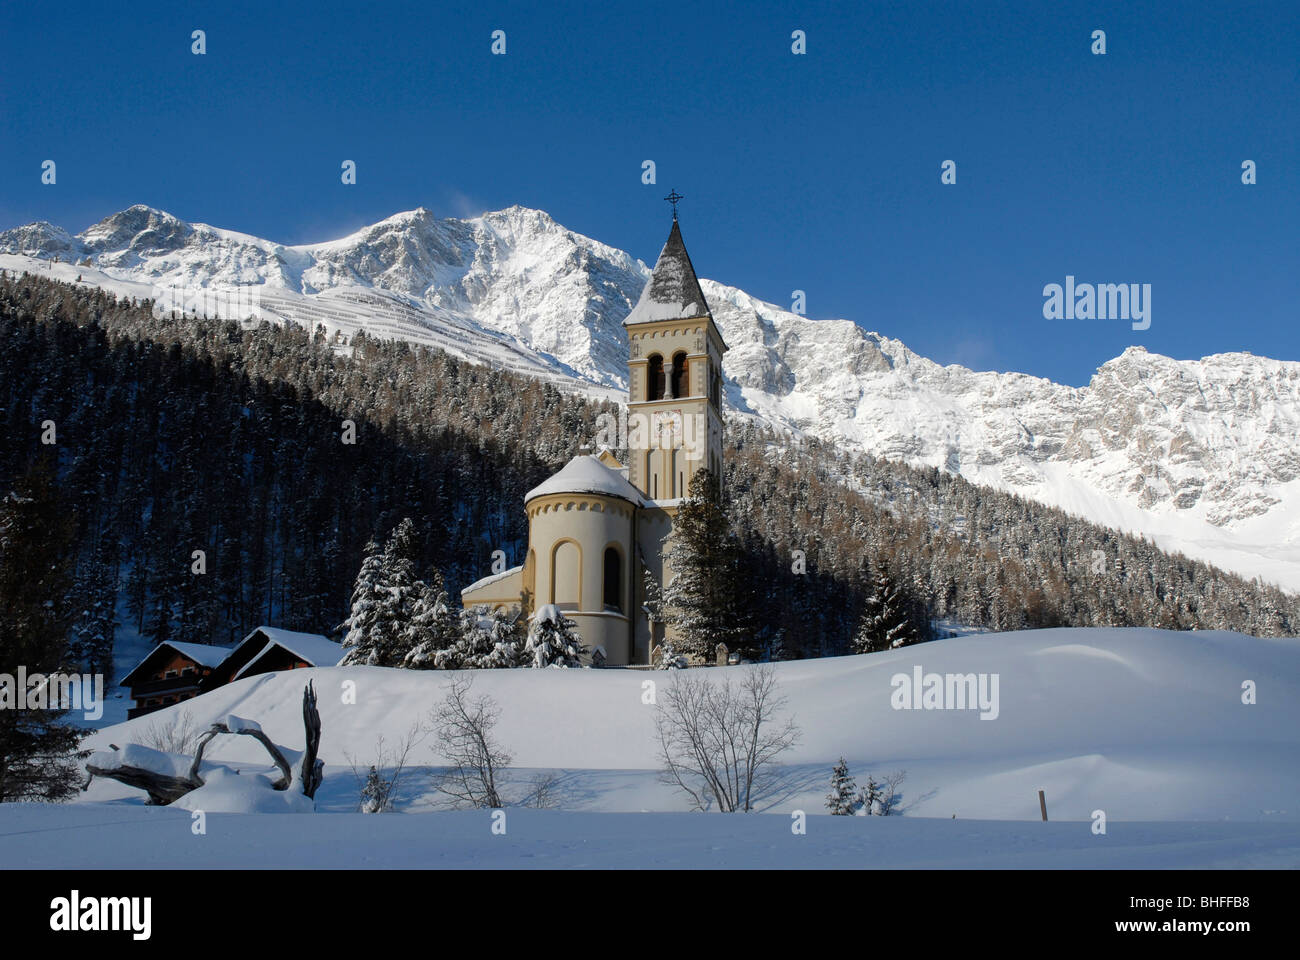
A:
[655, 664, 800, 812]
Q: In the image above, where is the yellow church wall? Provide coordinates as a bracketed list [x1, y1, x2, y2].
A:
[526, 492, 637, 664]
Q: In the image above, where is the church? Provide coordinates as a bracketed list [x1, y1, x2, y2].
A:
[460, 208, 727, 665]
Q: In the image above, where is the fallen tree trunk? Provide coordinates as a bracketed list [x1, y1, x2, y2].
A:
[84, 683, 324, 804]
[84, 746, 200, 806]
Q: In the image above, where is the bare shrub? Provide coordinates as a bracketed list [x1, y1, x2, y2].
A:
[878, 769, 906, 815]
[431, 675, 510, 809]
[346, 723, 425, 813]
[139, 710, 199, 755]
[655, 664, 800, 812]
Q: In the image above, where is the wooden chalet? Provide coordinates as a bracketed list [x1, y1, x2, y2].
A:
[122, 628, 343, 720]
[121, 641, 233, 719]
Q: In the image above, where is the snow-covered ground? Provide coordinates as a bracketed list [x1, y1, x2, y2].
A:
[3, 626, 1293, 868]
[3, 804, 1295, 869]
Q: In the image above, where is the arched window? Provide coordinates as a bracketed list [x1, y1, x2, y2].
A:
[603, 547, 622, 613]
[670, 352, 687, 398]
[647, 354, 665, 401]
[552, 541, 581, 610]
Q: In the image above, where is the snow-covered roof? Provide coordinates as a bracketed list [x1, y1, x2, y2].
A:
[461, 564, 523, 596]
[525, 454, 648, 506]
[245, 627, 336, 651]
[120, 641, 234, 685]
[624, 219, 712, 326]
[233, 632, 343, 680]
[164, 641, 235, 669]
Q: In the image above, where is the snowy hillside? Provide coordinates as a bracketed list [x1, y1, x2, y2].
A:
[5, 205, 1300, 589]
[77, 628, 1300, 825]
[4, 626, 1287, 869]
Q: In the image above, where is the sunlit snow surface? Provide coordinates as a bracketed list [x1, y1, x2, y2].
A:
[7, 627, 1294, 869]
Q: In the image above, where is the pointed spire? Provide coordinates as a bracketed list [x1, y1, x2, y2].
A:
[624, 218, 711, 325]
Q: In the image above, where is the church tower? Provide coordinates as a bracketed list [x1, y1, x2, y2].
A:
[624, 205, 727, 502]
[461, 200, 728, 665]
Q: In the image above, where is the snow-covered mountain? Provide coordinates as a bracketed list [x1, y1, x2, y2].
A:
[4, 204, 1300, 590]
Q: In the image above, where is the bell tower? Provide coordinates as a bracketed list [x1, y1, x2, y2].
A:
[624, 196, 727, 502]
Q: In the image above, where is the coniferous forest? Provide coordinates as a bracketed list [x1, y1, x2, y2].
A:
[1, 270, 1296, 682]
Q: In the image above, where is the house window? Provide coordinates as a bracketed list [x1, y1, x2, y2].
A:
[603, 547, 622, 613]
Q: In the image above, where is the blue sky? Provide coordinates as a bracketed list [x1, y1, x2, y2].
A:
[2, 0, 1296, 386]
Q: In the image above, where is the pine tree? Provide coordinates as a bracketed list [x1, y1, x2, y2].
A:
[859, 775, 882, 815]
[525, 604, 586, 667]
[661, 470, 750, 660]
[438, 605, 528, 669]
[853, 566, 919, 653]
[338, 538, 389, 665]
[826, 757, 859, 815]
[338, 519, 422, 666]
[69, 538, 118, 679]
[0, 459, 85, 802]
[401, 568, 460, 669]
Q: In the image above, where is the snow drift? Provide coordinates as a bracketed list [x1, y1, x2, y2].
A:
[78, 627, 1300, 824]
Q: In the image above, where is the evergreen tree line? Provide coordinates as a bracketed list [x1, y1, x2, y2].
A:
[1, 271, 1296, 684]
[0, 271, 610, 671]
[337, 517, 585, 669]
[721, 422, 1300, 658]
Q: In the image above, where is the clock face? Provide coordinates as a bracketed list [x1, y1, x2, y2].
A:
[653, 409, 683, 441]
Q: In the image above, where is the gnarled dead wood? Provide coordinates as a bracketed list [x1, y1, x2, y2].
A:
[85, 683, 322, 803]
[299, 681, 323, 799]
[190, 720, 292, 790]
[84, 744, 201, 806]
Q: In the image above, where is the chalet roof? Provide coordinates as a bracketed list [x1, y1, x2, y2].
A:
[232, 631, 344, 681]
[624, 219, 712, 326]
[121, 641, 234, 686]
[524, 454, 648, 506]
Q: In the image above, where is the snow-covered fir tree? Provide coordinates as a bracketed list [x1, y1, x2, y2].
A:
[853, 565, 920, 654]
[435, 606, 528, 669]
[401, 568, 461, 669]
[359, 766, 387, 813]
[860, 774, 882, 815]
[339, 518, 423, 667]
[826, 757, 860, 815]
[525, 604, 586, 668]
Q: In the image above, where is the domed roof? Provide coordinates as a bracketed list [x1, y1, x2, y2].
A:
[525, 454, 647, 506]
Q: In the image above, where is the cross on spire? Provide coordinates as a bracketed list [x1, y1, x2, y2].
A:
[664, 189, 684, 220]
